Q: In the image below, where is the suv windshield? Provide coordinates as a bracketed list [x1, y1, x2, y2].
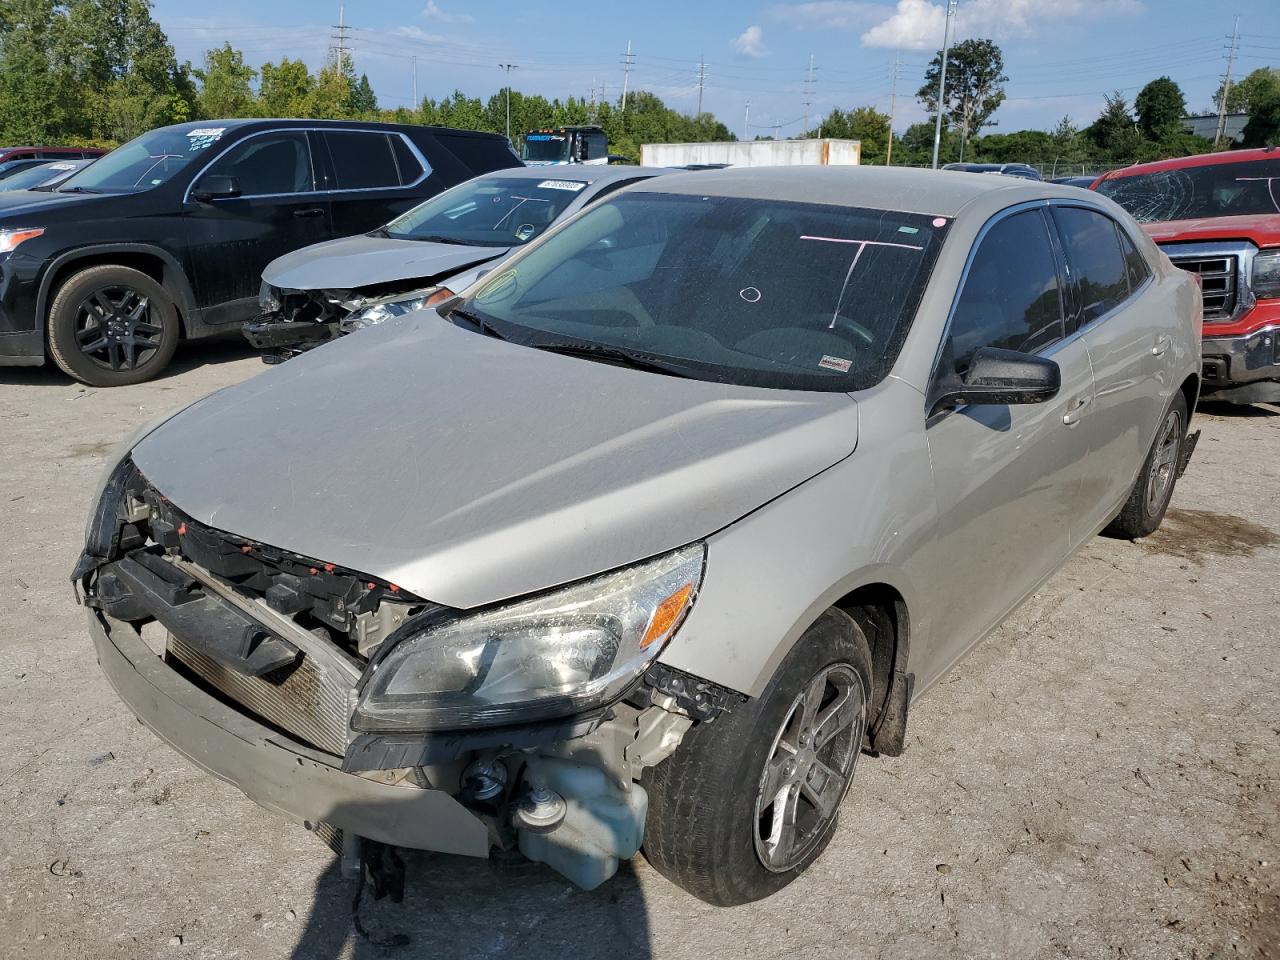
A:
[522, 135, 569, 163]
[58, 125, 228, 193]
[1095, 158, 1280, 222]
[459, 192, 951, 391]
[384, 176, 587, 247]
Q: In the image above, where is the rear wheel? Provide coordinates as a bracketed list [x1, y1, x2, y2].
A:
[642, 609, 872, 906]
[1104, 392, 1188, 539]
[47, 265, 179, 386]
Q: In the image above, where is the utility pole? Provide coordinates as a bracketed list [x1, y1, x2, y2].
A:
[1214, 15, 1240, 148]
[498, 63, 518, 143]
[802, 54, 815, 138]
[330, 4, 350, 72]
[412, 55, 418, 110]
[744, 101, 750, 141]
[696, 55, 706, 116]
[886, 56, 900, 166]
[621, 40, 634, 113]
[930, 0, 957, 170]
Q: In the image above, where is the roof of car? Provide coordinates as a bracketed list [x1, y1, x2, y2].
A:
[156, 119, 512, 141]
[640, 165, 1075, 217]
[472, 165, 664, 185]
[1099, 146, 1279, 181]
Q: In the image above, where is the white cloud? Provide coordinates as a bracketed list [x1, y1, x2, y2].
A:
[393, 25, 448, 44]
[422, 1, 472, 24]
[768, 2, 879, 31]
[733, 25, 769, 57]
[861, 0, 1143, 50]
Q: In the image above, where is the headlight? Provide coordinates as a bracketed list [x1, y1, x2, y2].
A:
[1253, 250, 1280, 301]
[339, 287, 456, 333]
[353, 543, 705, 732]
[258, 280, 281, 314]
[0, 227, 44, 254]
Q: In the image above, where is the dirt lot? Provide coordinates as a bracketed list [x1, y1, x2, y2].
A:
[1, 343, 1277, 960]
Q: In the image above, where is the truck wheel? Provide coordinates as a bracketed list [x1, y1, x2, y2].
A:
[47, 265, 179, 387]
[1104, 392, 1188, 540]
[642, 609, 873, 906]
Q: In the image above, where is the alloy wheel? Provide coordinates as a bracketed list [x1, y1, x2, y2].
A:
[73, 285, 164, 372]
[753, 663, 866, 872]
[1144, 408, 1183, 517]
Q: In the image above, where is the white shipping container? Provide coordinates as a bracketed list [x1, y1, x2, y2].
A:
[640, 138, 861, 168]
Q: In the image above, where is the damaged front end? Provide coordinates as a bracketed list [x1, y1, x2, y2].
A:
[243, 279, 451, 364]
[76, 458, 737, 890]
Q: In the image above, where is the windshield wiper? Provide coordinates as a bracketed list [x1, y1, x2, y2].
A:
[59, 185, 105, 194]
[405, 234, 468, 245]
[449, 307, 510, 340]
[526, 340, 695, 378]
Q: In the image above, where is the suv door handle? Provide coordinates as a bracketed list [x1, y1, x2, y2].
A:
[293, 207, 324, 219]
[1062, 395, 1092, 426]
[1152, 335, 1172, 357]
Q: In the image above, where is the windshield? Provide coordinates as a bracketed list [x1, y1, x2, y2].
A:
[1095, 158, 1280, 223]
[459, 192, 951, 392]
[385, 176, 588, 247]
[0, 162, 77, 191]
[522, 135, 569, 163]
[58, 125, 228, 193]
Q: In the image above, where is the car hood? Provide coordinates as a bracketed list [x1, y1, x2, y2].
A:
[130, 314, 859, 608]
[1143, 213, 1280, 246]
[263, 233, 508, 291]
[0, 187, 102, 219]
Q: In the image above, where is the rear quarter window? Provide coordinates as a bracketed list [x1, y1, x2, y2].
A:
[325, 131, 401, 190]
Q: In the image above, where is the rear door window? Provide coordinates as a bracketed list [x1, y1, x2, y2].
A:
[1051, 206, 1131, 325]
[947, 208, 1065, 371]
[203, 132, 314, 195]
[324, 131, 400, 190]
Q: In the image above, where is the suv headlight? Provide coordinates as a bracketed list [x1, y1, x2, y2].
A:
[0, 227, 44, 254]
[353, 543, 705, 732]
[340, 287, 455, 333]
[258, 280, 281, 314]
[1253, 250, 1280, 301]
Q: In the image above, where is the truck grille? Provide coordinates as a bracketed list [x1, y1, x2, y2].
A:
[168, 633, 352, 756]
[1165, 252, 1238, 322]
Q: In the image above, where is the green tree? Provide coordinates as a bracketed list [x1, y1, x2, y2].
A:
[194, 42, 257, 119]
[305, 60, 355, 119]
[1241, 87, 1280, 147]
[258, 57, 314, 117]
[1218, 67, 1280, 114]
[1134, 76, 1186, 142]
[351, 72, 377, 116]
[805, 105, 890, 163]
[918, 37, 1007, 160]
[1087, 91, 1143, 162]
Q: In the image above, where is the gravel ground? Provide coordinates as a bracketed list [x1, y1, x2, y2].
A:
[1, 343, 1277, 960]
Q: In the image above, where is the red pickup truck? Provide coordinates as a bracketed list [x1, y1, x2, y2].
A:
[1094, 148, 1280, 405]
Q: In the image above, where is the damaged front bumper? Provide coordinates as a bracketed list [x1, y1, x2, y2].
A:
[90, 607, 491, 857]
[242, 313, 336, 363]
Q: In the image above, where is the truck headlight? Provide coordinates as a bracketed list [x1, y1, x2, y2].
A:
[258, 280, 281, 314]
[340, 287, 456, 333]
[353, 544, 704, 732]
[1253, 250, 1280, 301]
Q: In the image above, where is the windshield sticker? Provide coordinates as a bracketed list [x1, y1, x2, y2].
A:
[933, 217, 948, 227]
[819, 355, 852, 373]
[537, 180, 587, 192]
[898, 226, 920, 235]
[186, 128, 226, 151]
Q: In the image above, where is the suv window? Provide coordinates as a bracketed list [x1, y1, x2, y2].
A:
[204, 132, 313, 196]
[947, 209, 1064, 371]
[325, 131, 401, 190]
[390, 136, 427, 185]
[1052, 206, 1130, 325]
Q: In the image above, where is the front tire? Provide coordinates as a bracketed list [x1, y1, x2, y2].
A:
[47, 265, 179, 387]
[1104, 392, 1188, 540]
[642, 609, 873, 906]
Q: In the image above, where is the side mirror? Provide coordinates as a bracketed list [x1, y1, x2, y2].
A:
[191, 174, 241, 202]
[931, 346, 1061, 415]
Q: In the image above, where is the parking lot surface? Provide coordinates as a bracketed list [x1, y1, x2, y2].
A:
[1, 344, 1277, 960]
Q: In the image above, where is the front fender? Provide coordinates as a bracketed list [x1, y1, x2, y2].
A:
[35, 242, 199, 334]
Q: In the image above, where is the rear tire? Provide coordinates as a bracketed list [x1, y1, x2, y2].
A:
[47, 265, 179, 387]
[1104, 392, 1188, 540]
[642, 609, 873, 906]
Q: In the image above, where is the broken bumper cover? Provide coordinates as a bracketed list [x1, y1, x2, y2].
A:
[89, 608, 490, 858]
[1201, 324, 1280, 402]
[242, 315, 334, 356]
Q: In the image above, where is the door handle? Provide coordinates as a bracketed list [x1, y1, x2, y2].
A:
[1152, 335, 1172, 357]
[293, 207, 324, 219]
[1062, 395, 1091, 426]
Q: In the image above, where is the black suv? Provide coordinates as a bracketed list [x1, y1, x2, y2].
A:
[0, 119, 521, 385]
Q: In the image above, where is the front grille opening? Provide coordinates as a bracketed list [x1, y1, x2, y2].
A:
[1168, 254, 1238, 322]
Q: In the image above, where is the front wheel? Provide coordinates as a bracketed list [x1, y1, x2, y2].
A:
[47, 265, 179, 387]
[1104, 392, 1188, 540]
[642, 609, 873, 906]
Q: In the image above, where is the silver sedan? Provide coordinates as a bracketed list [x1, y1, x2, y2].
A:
[77, 166, 1202, 905]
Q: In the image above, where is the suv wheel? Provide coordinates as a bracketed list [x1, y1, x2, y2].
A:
[642, 609, 873, 906]
[1104, 392, 1188, 540]
[47, 265, 179, 386]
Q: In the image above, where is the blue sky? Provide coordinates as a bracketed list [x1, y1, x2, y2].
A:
[153, 1, 1280, 137]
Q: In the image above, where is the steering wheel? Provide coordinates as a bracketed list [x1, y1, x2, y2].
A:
[826, 313, 876, 346]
